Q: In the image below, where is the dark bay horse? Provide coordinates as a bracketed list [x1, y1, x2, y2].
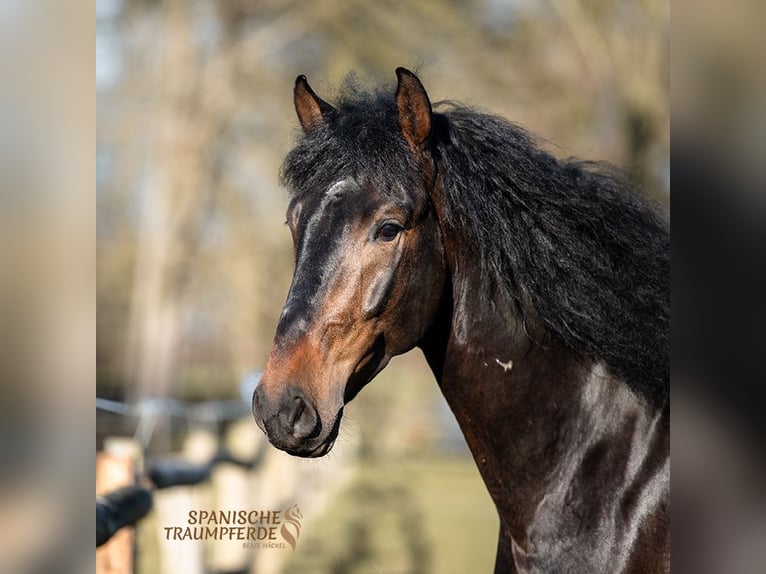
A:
[252, 68, 669, 573]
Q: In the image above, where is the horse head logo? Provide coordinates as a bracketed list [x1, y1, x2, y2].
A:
[280, 504, 303, 551]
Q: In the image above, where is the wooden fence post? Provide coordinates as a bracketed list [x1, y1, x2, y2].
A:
[96, 437, 142, 574]
[208, 418, 261, 572]
[153, 426, 215, 574]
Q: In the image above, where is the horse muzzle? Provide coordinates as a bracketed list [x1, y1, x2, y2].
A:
[252, 383, 339, 458]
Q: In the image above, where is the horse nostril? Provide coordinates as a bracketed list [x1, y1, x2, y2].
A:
[280, 393, 319, 440]
[287, 397, 305, 428]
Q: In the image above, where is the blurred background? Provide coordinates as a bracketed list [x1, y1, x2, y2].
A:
[95, 0, 669, 573]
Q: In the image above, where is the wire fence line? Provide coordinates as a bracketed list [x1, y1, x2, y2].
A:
[97, 371, 262, 447]
[96, 396, 250, 422]
[97, 369, 262, 421]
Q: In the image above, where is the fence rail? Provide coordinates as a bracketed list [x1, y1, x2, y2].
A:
[97, 485, 154, 547]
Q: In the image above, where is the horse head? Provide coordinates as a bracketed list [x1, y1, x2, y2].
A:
[252, 69, 446, 457]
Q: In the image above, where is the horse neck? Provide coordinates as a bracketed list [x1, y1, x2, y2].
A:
[418, 256, 669, 557]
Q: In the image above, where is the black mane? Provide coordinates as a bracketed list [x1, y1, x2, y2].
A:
[282, 81, 670, 407]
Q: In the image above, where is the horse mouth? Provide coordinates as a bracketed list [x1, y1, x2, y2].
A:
[292, 340, 385, 458]
[280, 409, 343, 459]
[301, 436, 337, 458]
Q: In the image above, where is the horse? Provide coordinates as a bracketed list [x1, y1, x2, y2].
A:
[251, 68, 670, 573]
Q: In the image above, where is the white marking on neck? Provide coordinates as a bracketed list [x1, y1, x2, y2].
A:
[495, 358, 514, 372]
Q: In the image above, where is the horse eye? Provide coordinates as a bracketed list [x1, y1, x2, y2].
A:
[376, 222, 402, 242]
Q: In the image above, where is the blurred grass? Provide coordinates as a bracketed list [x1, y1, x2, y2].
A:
[283, 455, 498, 574]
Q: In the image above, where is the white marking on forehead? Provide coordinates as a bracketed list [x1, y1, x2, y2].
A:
[289, 178, 352, 222]
[309, 178, 355, 229]
[304, 179, 350, 239]
[290, 178, 355, 305]
[326, 178, 353, 198]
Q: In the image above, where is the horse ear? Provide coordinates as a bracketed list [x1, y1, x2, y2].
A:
[294, 75, 334, 132]
[395, 67, 432, 150]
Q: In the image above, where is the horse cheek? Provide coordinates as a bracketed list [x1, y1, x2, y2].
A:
[361, 249, 402, 319]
